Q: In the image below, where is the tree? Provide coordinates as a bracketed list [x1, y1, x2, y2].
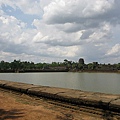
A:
[43, 63, 49, 69]
[88, 63, 94, 70]
[10, 60, 21, 72]
[0, 61, 10, 70]
[78, 63, 84, 70]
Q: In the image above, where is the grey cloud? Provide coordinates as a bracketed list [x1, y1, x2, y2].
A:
[44, 0, 120, 29]
[80, 30, 94, 40]
[43, 40, 81, 47]
[35, 36, 85, 47]
[79, 44, 107, 63]
[4, 44, 28, 54]
[0, 0, 120, 63]
[0, 37, 29, 55]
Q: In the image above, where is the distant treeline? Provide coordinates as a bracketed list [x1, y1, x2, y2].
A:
[0, 60, 67, 72]
[0, 58, 120, 73]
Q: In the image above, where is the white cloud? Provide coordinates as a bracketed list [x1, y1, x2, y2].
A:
[0, 0, 42, 15]
[106, 44, 120, 56]
[43, 0, 115, 25]
[16, 0, 42, 15]
[47, 46, 79, 58]
[82, 0, 113, 17]
[33, 32, 43, 43]
[0, 0, 120, 63]
[88, 22, 112, 43]
[0, 15, 26, 44]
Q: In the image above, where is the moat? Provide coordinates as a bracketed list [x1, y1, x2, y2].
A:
[0, 72, 120, 94]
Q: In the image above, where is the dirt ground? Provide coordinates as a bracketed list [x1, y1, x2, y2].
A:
[0, 88, 112, 120]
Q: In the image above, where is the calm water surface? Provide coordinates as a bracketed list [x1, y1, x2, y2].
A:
[0, 72, 120, 94]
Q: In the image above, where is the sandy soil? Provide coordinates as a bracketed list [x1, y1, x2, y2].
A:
[0, 88, 111, 120]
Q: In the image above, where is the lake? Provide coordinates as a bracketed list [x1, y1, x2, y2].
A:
[0, 72, 120, 94]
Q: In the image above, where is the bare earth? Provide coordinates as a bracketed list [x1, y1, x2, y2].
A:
[0, 88, 110, 120]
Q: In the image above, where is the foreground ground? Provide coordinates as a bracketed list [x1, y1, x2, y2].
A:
[0, 88, 117, 120]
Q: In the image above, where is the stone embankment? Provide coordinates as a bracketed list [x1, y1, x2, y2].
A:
[0, 80, 120, 113]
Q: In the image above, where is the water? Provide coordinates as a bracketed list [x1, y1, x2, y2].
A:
[0, 72, 120, 94]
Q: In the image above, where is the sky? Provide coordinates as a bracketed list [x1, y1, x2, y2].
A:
[0, 0, 120, 64]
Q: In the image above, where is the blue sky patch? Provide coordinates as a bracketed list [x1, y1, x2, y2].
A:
[2, 5, 41, 28]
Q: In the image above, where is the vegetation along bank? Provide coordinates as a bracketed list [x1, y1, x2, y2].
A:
[0, 58, 120, 73]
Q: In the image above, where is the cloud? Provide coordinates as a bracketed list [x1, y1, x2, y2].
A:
[0, 14, 26, 44]
[43, 0, 114, 25]
[106, 44, 120, 56]
[42, 0, 120, 35]
[0, 0, 42, 15]
[0, 0, 120, 63]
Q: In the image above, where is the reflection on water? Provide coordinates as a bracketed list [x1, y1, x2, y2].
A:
[0, 72, 120, 94]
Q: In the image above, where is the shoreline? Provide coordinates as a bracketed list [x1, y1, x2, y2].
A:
[0, 69, 120, 73]
[77, 70, 120, 73]
[0, 80, 120, 113]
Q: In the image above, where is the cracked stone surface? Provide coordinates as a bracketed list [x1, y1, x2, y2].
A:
[0, 80, 120, 112]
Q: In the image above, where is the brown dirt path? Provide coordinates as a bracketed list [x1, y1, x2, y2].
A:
[0, 88, 113, 120]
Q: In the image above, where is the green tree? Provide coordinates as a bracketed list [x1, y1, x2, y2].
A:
[10, 60, 21, 72]
[88, 63, 94, 70]
[78, 63, 83, 70]
[0, 61, 10, 70]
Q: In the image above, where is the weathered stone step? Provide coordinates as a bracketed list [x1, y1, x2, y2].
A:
[0, 80, 120, 112]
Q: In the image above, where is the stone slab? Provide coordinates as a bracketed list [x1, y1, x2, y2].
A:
[0, 80, 120, 112]
[110, 99, 120, 108]
[0, 80, 11, 86]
